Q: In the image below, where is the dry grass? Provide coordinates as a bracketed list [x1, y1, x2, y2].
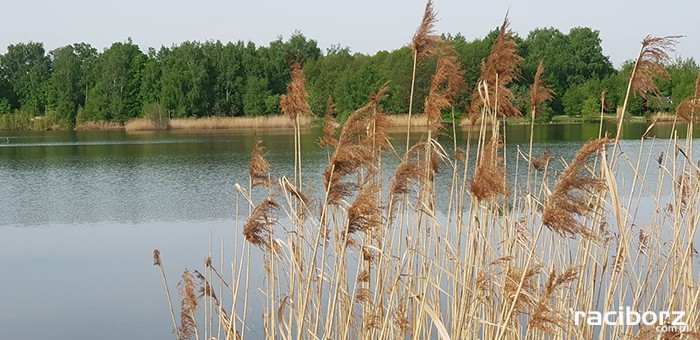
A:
[125, 118, 157, 131]
[74, 121, 124, 131]
[169, 116, 311, 130]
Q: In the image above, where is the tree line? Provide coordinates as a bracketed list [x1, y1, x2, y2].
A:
[0, 28, 697, 130]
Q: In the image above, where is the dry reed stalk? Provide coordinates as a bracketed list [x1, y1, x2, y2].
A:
[318, 96, 339, 148]
[242, 197, 280, 251]
[249, 138, 272, 189]
[178, 269, 200, 340]
[465, 13, 523, 121]
[529, 61, 553, 120]
[406, 0, 442, 150]
[153, 249, 181, 340]
[469, 138, 507, 201]
[527, 61, 553, 194]
[542, 138, 609, 238]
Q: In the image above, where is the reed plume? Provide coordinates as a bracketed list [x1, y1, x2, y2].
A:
[318, 96, 339, 148]
[467, 13, 523, 120]
[249, 138, 272, 189]
[280, 61, 312, 121]
[178, 269, 199, 340]
[676, 72, 700, 122]
[529, 266, 579, 334]
[470, 138, 507, 201]
[411, 0, 441, 62]
[532, 150, 554, 172]
[424, 44, 466, 134]
[504, 265, 541, 314]
[324, 85, 390, 204]
[243, 197, 280, 251]
[631, 36, 681, 99]
[529, 61, 553, 119]
[347, 183, 382, 236]
[542, 138, 609, 238]
[406, 0, 442, 149]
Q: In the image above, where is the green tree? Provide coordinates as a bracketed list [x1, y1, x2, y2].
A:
[85, 39, 146, 122]
[48, 43, 97, 127]
[0, 42, 51, 114]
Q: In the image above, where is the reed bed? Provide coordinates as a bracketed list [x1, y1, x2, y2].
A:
[74, 121, 125, 131]
[154, 4, 700, 340]
[169, 116, 312, 130]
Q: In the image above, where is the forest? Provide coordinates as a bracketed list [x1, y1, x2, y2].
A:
[0, 27, 698, 130]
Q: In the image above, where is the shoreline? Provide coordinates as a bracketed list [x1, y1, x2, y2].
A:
[1, 113, 695, 132]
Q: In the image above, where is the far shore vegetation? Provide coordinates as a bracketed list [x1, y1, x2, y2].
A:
[1, 23, 699, 132]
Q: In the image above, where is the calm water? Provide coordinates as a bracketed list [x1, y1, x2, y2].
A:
[0, 122, 698, 339]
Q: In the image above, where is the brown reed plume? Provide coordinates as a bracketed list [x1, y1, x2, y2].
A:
[324, 85, 390, 204]
[318, 96, 339, 148]
[676, 72, 700, 122]
[542, 138, 609, 238]
[631, 36, 681, 99]
[280, 61, 312, 121]
[424, 44, 466, 134]
[530, 61, 553, 119]
[178, 269, 199, 340]
[466, 13, 523, 120]
[243, 197, 280, 251]
[411, 0, 441, 62]
[406, 0, 442, 149]
[347, 183, 382, 237]
[531, 150, 554, 172]
[470, 138, 507, 201]
[250, 138, 272, 189]
[503, 265, 541, 314]
[529, 266, 580, 334]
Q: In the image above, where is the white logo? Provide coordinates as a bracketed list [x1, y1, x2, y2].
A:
[571, 307, 687, 333]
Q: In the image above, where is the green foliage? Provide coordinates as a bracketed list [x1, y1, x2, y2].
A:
[142, 102, 169, 129]
[0, 29, 697, 130]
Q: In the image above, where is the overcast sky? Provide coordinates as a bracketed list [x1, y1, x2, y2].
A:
[1, 0, 696, 68]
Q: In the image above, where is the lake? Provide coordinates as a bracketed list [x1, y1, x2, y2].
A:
[0, 121, 698, 339]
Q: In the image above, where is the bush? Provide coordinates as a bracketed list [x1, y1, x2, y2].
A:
[142, 102, 169, 130]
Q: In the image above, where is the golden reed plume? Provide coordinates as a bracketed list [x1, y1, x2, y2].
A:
[530, 61, 553, 119]
[470, 138, 507, 201]
[424, 44, 466, 134]
[466, 13, 524, 120]
[411, 0, 442, 61]
[324, 84, 391, 204]
[542, 138, 609, 238]
[178, 269, 199, 340]
[280, 61, 313, 121]
[631, 36, 681, 99]
[249, 137, 272, 189]
[243, 197, 280, 251]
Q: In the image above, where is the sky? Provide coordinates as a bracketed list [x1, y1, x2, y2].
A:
[0, 0, 697, 68]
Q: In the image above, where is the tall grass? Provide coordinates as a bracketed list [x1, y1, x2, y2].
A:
[154, 5, 699, 339]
